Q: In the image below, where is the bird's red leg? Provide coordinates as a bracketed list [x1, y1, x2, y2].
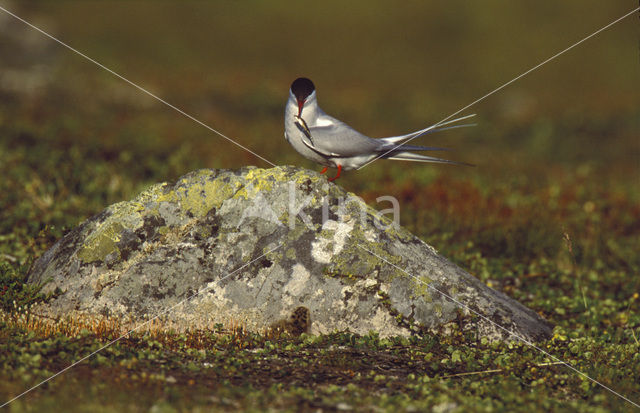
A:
[328, 165, 342, 182]
[320, 167, 328, 174]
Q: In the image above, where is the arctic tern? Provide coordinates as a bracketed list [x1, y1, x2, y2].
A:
[284, 77, 474, 181]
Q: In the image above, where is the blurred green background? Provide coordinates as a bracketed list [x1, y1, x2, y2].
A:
[1, 1, 639, 410]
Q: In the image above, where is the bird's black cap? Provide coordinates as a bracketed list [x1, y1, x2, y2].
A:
[291, 77, 315, 101]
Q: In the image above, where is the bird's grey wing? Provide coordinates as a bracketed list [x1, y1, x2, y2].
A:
[304, 121, 383, 158]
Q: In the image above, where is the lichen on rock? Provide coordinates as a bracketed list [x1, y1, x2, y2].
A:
[28, 166, 552, 341]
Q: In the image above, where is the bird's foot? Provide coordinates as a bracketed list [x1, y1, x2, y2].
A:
[328, 165, 342, 182]
[320, 167, 328, 174]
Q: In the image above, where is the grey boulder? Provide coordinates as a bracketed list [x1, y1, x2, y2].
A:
[28, 166, 552, 341]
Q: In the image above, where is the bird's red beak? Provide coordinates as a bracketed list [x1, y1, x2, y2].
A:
[297, 99, 305, 117]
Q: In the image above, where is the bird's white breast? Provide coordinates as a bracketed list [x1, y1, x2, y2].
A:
[314, 116, 335, 127]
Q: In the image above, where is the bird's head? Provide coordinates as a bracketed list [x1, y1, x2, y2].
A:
[290, 77, 315, 117]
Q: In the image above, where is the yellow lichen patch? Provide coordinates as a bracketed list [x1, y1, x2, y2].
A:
[244, 168, 284, 192]
[152, 170, 239, 217]
[410, 274, 435, 301]
[173, 178, 238, 217]
[136, 182, 169, 205]
[77, 183, 171, 263]
[233, 167, 322, 203]
[247, 167, 321, 190]
[285, 247, 297, 260]
[77, 221, 126, 263]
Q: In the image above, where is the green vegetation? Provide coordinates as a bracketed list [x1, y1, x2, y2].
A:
[1, 1, 638, 411]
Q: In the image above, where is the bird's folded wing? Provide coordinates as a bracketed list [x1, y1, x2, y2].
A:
[304, 121, 382, 158]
